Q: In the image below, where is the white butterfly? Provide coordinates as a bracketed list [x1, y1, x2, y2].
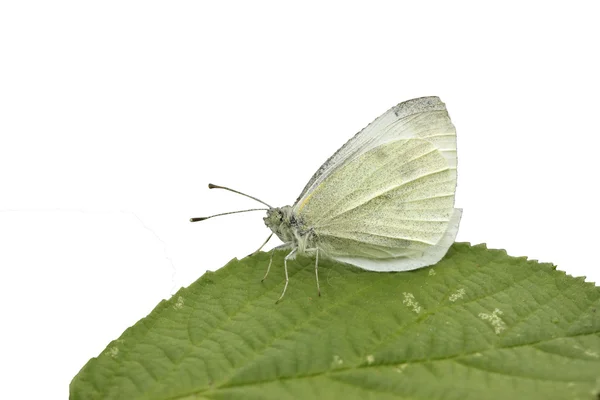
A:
[192, 96, 461, 302]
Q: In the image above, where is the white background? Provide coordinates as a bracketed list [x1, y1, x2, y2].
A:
[1, 1, 599, 399]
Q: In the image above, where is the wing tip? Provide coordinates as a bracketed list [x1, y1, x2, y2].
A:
[392, 96, 447, 119]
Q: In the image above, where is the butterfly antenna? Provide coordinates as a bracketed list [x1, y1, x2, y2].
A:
[207, 183, 272, 208]
[190, 208, 268, 222]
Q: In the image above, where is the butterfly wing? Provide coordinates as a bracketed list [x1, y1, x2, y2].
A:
[295, 96, 456, 204]
[294, 96, 460, 271]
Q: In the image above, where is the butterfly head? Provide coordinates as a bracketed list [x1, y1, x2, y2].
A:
[264, 206, 296, 243]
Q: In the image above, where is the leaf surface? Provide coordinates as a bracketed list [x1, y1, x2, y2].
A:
[70, 243, 600, 399]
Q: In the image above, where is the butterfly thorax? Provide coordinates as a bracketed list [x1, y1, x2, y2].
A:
[264, 206, 314, 252]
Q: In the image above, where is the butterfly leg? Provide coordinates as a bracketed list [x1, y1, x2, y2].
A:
[249, 233, 273, 257]
[261, 250, 274, 282]
[261, 243, 290, 282]
[276, 248, 297, 303]
[303, 247, 321, 297]
[305, 247, 321, 296]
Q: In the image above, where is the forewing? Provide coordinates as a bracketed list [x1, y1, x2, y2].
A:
[295, 96, 455, 205]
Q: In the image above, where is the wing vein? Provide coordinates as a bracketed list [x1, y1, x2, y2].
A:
[318, 231, 437, 246]
[320, 167, 454, 223]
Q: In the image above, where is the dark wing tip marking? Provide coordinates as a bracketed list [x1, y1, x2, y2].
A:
[392, 96, 446, 118]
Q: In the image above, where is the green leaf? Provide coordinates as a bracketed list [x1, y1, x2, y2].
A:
[70, 243, 600, 400]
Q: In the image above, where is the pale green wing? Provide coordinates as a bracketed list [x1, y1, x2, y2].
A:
[295, 96, 456, 205]
[293, 97, 459, 271]
[331, 208, 462, 271]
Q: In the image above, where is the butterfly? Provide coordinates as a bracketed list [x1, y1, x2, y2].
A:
[192, 96, 461, 302]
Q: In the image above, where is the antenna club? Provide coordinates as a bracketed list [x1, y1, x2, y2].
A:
[190, 217, 208, 222]
[203, 183, 272, 208]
